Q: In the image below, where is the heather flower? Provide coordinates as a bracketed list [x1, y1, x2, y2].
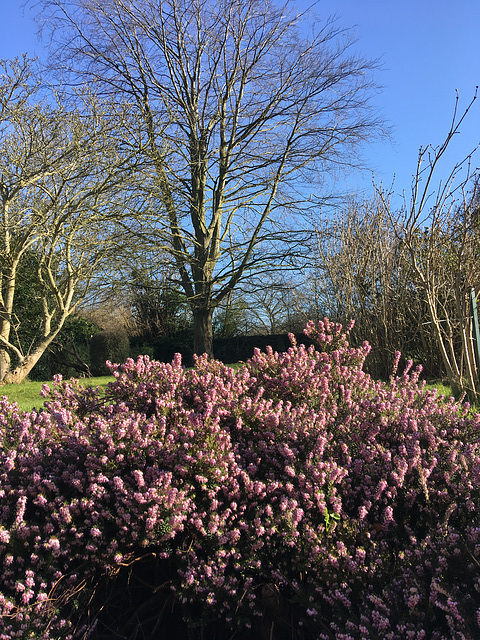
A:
[0, 323, 479, 638]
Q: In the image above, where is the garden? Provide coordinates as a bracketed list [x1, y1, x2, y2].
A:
[0, 319, 479, 639]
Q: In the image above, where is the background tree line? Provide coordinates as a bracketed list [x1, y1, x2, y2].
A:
[1, 0, 479, 400]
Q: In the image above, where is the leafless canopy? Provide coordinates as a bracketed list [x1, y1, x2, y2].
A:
[37, 0, 382, 354]
[0, 56, 134, 382]
[387, 91, 480, 398]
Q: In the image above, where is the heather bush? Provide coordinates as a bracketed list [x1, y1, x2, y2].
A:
[0, 319, 479, 639]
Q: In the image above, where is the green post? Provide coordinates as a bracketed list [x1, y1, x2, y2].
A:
[470, 288, 480, 369]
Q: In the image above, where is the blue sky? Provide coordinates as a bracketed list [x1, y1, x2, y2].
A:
[318, 0, 480, 200]
[1, 0, 479, 202]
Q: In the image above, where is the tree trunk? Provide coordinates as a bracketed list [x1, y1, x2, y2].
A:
[1, 319, 69, 385]
[3, 349, 48, 385]
[193, 307, 214, 357]
[0, 349, 11, 381]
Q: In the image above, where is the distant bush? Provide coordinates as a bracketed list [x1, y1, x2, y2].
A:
[0, 319, 479, 639]
[213, 332, 316, 363]
[89, 329, 130, 376]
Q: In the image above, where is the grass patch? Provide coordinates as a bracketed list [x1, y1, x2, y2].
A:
[0, 375, 463, 415]
[0, 376, 115, 414]
[0, 362, 243, 415]
[424, 381, 455, 398]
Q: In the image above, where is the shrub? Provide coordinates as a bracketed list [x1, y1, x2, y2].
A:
[0, 319, 479, 639]
[89, 329, 130, 376]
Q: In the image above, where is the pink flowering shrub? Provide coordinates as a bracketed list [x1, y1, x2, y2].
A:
[0, 319, 480, 639]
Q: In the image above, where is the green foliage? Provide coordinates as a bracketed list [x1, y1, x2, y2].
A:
[128, 271, 194, 363]
[89, 329, 130, 376]
[30, 315, 102, 381]
[150, 329, 194, 366]
[3, 249, 45, 362]
[323, 507, 341, 533]
[1, 246, 100, 381]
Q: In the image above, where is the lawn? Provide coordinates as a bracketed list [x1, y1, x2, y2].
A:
[0, 376, 115, 414]
[424, 380, 456, 398]
[0, 363, 244, 414]
[0, 373, 458, 415]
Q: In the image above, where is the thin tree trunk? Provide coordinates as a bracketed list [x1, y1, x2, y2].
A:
[0, 262, 18, 381]
[0, 349, 11, 381]
[425, 291, 462, 394]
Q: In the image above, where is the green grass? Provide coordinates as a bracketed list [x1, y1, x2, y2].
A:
[0, 362, 243, 414]
[0, 376, 115, 414]
[424, 381, 480, 414]
[424, 381, 455, 398]
[0, 374, 465, 416]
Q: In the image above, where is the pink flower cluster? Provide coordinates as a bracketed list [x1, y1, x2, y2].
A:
[0, 319, 479, 638]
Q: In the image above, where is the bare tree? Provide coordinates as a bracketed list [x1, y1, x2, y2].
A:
[0, 56, 132, 383]
[380, 92, 480, 397]
[37, 0, 382, 356]
[235, 274, 299, 335]
[307, 193, 430, 378]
